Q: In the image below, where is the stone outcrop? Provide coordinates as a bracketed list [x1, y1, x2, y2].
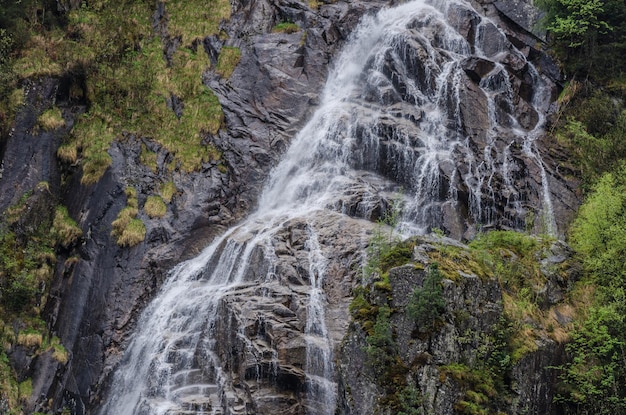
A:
[337, 236, 575, 415]
[205, 212, 372, 414]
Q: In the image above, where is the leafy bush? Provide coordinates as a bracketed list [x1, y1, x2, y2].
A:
[555, 305, 626, 413]
[555, 164, 626, 413]
[569, 166, 626, 288]
[537, 0, 626, 79]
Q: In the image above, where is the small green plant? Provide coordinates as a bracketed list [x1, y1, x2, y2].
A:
[272, 22, 300, 34]
[406, 263, 445, 334]
[140, 144, 158, 172]
[439, 363, 497, 415]
[115, 218, 146, 247]
[216, 46, 241, 79]
[52, 206, 83, 248]
[45, 336, 68, 364]
[160, 181, 177, 203]
[18, 378, 32, 402]
[37, 107, 65, 131]
[397, 385, 423, 415]
[111, 187, 145, 247]
[144, 195, 167, 218]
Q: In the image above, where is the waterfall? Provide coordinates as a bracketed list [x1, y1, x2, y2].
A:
[98, 0, 557, 414]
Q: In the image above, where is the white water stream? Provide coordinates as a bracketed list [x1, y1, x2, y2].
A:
[98, 1, 556, 414]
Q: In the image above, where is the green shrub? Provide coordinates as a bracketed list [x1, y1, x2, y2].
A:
[366, 305, 398, 379]
[555, 305, 626, 413]
[554, 162, 626, 413]
[406, 263, 445, 334]
[569, 166, 626, 288]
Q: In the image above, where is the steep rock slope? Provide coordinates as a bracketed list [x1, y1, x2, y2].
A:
[0, 0, 580, 413]
[338, 234, 577, 414]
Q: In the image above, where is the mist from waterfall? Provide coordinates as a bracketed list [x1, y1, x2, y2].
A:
[97, 0, 557, 414]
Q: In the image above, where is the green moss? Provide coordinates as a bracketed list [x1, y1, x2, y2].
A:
[379, 241, 414, 271]
[0, 352, 18, 411]
[140, 144, 158, 173]
[18, 378, 32, 402]
[8, 88, 24, 112]
[439, 363, 497, 415]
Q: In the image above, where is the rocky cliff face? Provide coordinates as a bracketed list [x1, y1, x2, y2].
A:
[0, 0, 580, 413]
[337, 235, 576, 415]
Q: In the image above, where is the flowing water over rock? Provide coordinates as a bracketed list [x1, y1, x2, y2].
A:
[98, 1, 559, 413]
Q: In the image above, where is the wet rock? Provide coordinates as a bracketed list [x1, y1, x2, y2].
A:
[462, 57, 496, 83]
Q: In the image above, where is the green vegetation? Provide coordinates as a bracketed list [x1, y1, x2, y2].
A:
[0, 188, 74, 412]
[216, 46, 241, 79]
[160, 181, 177, 203]
[551, 165, 626, 413]
[144, 195, 167, 218]
[537, 0, 626, 80]
[272, 22, 300, 34]
[406, 263, 445, 334]
[52, 206, 83, 248]
[349, 228, 578, 414]
[167, 0, 231, 44]
[439, 363, 497, 415]
[37, 107, 65, 131]
[1, 0, 233, 185]
[534, 3, 626, 410]
[111, 187, 145, 247]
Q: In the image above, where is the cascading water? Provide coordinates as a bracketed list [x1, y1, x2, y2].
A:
[98, 0, 558, 414]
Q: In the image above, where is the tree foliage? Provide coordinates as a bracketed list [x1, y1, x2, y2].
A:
[406, 263, 445, 333]
[537, 0, 626, 79]
[569, 166, 626, 290]
[558, 165, 626, 413]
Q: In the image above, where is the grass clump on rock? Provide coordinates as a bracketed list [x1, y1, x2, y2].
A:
[111, 187, 145, 247]
[144, 195, 167, 218]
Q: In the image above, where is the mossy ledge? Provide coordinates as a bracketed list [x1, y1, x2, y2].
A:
[343, 230, 581, 414]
